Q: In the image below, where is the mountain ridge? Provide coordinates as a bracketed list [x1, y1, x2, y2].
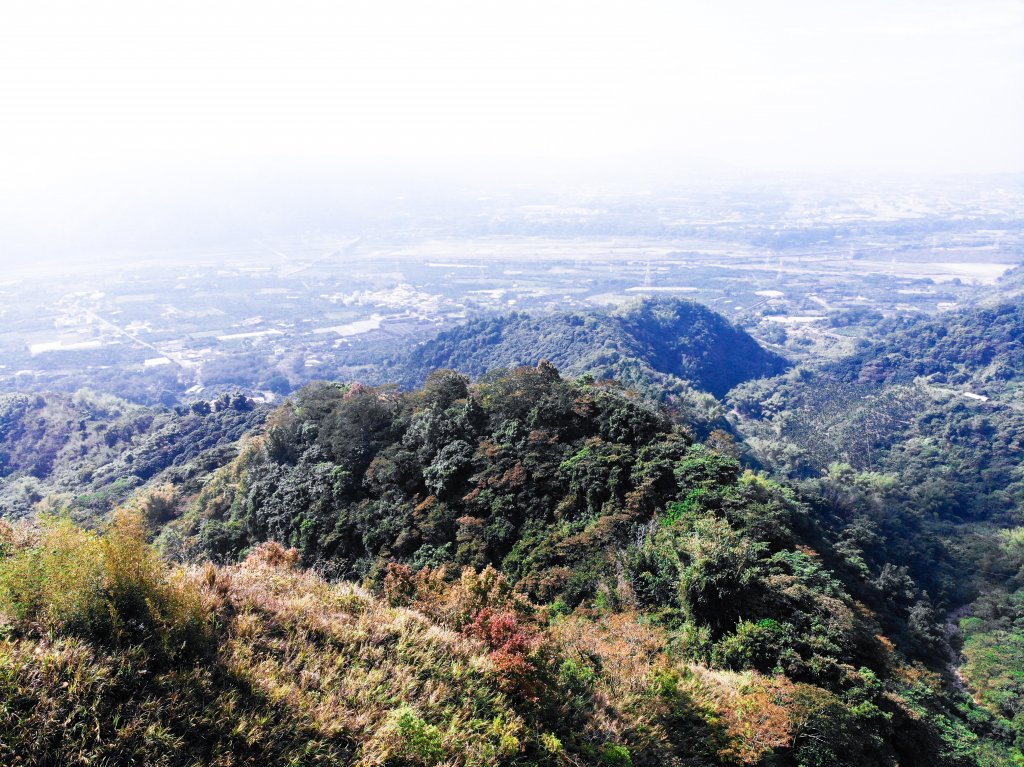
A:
[390, 298, 789, 400]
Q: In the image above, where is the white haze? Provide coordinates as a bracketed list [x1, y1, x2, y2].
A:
[0, 0, 1022, 259]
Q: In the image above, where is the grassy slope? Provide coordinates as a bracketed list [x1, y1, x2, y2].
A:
[0, 521, 847, 767]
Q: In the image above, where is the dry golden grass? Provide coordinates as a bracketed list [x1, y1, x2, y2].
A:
[548, 611, 794, 765]
[0, 524, 824, 766]
[0, 530, 531, 766]
[207, 547, 527, 765]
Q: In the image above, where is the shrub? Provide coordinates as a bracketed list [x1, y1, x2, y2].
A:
[540, 732, 564, 755]
[559, 657, 597, 693]
[244, 540, 300, 569]
[383, 705, 445, 765]
[464, 607, 543, 699]
[600, 743, 633, 767]
[713, 619, 793, 673]
[0, 511, 210, 658]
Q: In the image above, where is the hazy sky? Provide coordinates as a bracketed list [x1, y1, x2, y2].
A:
[1, 0, 1022, 217]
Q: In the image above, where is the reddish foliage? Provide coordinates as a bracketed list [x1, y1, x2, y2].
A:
[477, 440, 502, 458]
[571, 394, 597, 419]
[382, 562, 417, 607]
[465, 608, 536, 654]
[413, 495, 438, 515]
[498, 463, 527, 488]
[245, 541, 301, 570]
[342, 382, 368, 399]
[519, 567, 572, 603]
[464, 608, 542, 700]
[489, 648, 538, 692]
[527, 430, 558, 445]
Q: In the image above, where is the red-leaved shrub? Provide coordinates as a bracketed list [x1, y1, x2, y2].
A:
[464, 607, 542, 699]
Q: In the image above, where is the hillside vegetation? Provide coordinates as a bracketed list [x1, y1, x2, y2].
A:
[0, 389, 265, 520]
[730, 301, 1024, 535]
[393, 299, 788, 400]
[730, 299, 1024, 752]
[1, 467, 1014, 765]
[93, 363, 1008, 765]
[4, 298, 1024, 764]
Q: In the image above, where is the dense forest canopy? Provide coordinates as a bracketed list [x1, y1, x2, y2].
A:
[730, 301, 1024, 526]
[0, 389, 266, 520]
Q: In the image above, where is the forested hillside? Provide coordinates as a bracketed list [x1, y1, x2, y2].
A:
[832, 302, 1023, 390]
[83, 363, 1001, 765]
[730, 301, 1024, 521]
[0, 389, 265, 520]
[3, 299, 1024, 765]
[393, 298, 788, 399]
[996, 263, 1024, 298]
[730, 299, 1024, 753]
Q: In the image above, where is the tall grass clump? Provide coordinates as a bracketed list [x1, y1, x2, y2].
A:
[0, 511, 210, 658]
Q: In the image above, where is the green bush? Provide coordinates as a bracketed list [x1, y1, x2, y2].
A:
[386, 705, 445, 765]
[713, 618, 792, 673]
[0, 512, 209, 658]
[600, 743, 633, 767]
